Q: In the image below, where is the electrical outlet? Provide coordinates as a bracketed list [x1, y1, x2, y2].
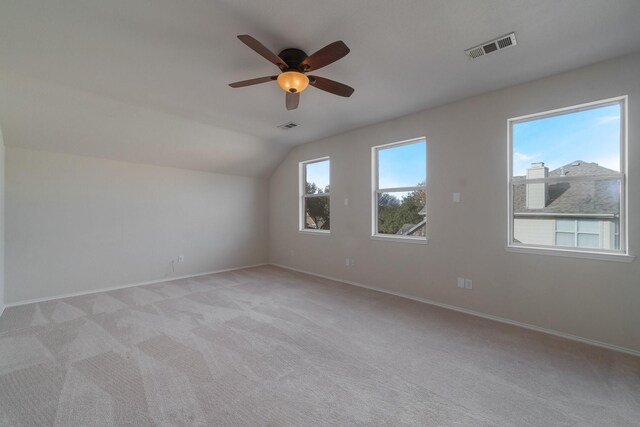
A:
[453, 192, 461, 203]
[457, 277, 465, 288]
[289, 249, 295, 257]
[178, 256, 184, 263]
[345, 258, 355, 267]
[464, 279, 473, 289]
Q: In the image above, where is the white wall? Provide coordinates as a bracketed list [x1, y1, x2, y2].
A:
[269, 52, 640, 353]
[0, 73, 291, 178]
[0, 127, 5, 313]
[5, 147, 268, 303]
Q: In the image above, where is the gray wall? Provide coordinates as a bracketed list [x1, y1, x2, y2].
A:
[269, 52, 640, 352]
[6, 147, 268, 303]
[0, 128, 4, 312]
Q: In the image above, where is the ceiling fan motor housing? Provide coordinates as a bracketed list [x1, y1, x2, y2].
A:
[278, 48, 309, 71]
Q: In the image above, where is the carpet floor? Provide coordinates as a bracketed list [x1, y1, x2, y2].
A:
[0, 265, 638, 426]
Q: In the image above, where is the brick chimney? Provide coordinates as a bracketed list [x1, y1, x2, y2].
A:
[526, 162, 548, 209]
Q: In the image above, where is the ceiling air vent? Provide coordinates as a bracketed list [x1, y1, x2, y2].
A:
[465, 32, 517, 59]
[277, 121, 300, 130]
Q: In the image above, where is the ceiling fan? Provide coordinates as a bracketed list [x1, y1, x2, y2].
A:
[228, 35, 354, 110]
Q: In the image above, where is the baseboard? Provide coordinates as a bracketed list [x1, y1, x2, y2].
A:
[270, 263, 640, 358]
[5, 263, 268, 308]
[0, 304, 4, 319]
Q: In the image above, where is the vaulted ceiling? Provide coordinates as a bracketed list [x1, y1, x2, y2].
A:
[1, 0, 640, 176]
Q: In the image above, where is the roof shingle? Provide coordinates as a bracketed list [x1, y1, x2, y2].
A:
[513, 161, 620, 216]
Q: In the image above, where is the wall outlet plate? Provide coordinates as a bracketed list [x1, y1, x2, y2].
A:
[178, 256, 184, 263]
[457, 278, 465, 288]
[464, 279, 473, 289]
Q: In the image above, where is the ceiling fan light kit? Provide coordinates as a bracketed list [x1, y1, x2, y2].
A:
[229, 35, 354, 110]
[277, 71, 309, 93]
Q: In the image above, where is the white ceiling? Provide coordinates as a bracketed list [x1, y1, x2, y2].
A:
[1, 0, 640, 176]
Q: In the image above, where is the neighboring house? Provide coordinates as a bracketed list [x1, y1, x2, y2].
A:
[513, 161, 619, 250]
[305, 212, 317, 228]
[305, 211, 329, 230]
[397, 206, 427, 236]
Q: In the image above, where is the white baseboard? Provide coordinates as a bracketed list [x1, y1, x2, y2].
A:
[5, 263, 268, 308]
[270, 263, 640, 358]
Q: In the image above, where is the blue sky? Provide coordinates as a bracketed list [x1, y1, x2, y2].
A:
[378, 140, 426, 189]
[513, 103, 621, 176]
[305, 159, 330, 192]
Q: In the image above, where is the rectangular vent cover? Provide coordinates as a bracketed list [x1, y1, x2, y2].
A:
[465, 32, 517, 59]
[277, 121, 300, 130]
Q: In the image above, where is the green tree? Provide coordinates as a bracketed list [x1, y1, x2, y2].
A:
[378, 193, 400, 207]
[378, 183, 425, 234]
[305, 183, 330, 229]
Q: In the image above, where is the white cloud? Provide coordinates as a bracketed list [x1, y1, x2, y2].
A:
[596, 115, 620, 125]
[595, 155, 621, 172]
[512, 152, 542, 176]
[514, 152, 537, 161]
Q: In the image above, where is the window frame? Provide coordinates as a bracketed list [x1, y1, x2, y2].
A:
[299, 156, 331, 234]
[506, 95, 634, 262]
[371, 137, 428, 243]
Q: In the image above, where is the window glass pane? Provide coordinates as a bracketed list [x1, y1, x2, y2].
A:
[305, 160, 330, 195]
[377, 190, 426, 235]
[513, 178, 619, 250]
[577, 233, 599, 248]
[512, 103, 620, 177]
[304, 196, 330, 230]
[577, 219, 599, 234]
[510, 100, 625, 253]
[612, 221, 620, 250]
[555, 232, 575, 247]
[556, 219, 575, 232]
[378, 140, 426, 189]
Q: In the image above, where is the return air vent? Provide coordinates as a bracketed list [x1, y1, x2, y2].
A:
[277, 121, 300, 130]
[465, 32, 517, 59]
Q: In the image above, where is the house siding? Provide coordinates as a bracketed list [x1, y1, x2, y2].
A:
[514, 218, 618, 249]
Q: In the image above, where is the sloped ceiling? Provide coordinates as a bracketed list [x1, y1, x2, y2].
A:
[1, 0, 640, 177]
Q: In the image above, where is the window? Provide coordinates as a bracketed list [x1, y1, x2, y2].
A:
[300, 157, 330, 232]
[555, 219, 601, 249]
[372, 137, 427, 241]
[508, 97, 628, 258]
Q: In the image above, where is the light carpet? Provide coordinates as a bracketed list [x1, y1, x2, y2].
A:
[0, 265, 639, 426]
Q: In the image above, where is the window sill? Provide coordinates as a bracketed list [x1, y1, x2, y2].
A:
[371, 235, 428, 245]
[505, 244, 635, 263]
[298, 229, 331, 236]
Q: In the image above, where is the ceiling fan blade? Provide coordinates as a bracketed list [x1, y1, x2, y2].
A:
[308, 76, 354, 97]
[228, 76, 277, 88]
[286, 92, 300, 110]
[237, 35, 287, 70]
[300, 41, 350, 72]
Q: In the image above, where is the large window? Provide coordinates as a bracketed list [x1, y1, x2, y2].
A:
[300, 157, 330, 232]
[508, 97, 628, 258]
[372, 137, 427, 241]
